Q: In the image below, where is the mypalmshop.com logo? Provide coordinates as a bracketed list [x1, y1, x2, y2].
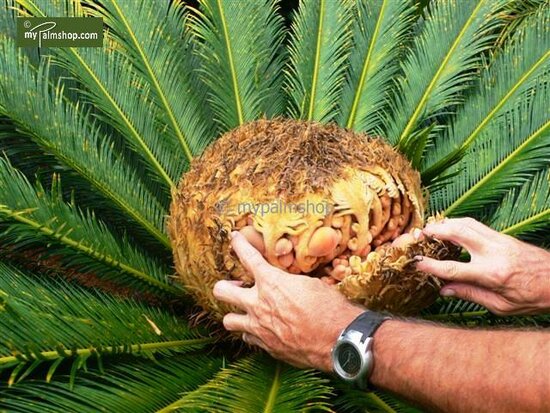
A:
[16, 17, 103, 48]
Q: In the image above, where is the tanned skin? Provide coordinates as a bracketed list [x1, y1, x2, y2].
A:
[213, 218, 550, 413]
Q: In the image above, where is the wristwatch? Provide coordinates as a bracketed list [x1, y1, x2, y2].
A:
[331, 310, 391, 389]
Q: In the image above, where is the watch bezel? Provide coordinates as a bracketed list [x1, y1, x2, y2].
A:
[332, 330, 373, 383]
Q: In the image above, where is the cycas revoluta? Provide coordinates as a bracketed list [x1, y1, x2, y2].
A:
[0, 0, 548, 412]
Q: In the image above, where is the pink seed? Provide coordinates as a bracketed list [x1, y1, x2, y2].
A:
[278, 252, 294, 268]
[331, 264, 347, 281]
[275, 238, 293, 256]
[308, 227, 340, 257]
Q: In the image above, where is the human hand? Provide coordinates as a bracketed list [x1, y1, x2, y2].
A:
[415, 218, 550, 315]
[213, 231, 364, 372]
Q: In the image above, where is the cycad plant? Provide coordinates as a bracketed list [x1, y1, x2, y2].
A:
[0, 0, 548, 411]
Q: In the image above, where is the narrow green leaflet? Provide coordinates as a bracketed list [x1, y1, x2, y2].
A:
[286, 0, 353, 122]
[0, 37, 170, 247]
[422, 8, 550, 182]
[0, 262, 213, 382]
[389, 0, 506, 147]
[188, 0, 286, 130]
[0, 157, 179, 296]
[162, 354, 333, 413]
[338, 0, 415, 134]
[0, 356, 221, 413]
[89, 0, 215, 161]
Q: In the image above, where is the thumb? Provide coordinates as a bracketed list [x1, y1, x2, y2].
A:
[230, 231, 272, 281]
[441, 283, 503, 312]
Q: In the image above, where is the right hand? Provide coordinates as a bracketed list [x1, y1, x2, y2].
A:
[415, 218, 550, 315]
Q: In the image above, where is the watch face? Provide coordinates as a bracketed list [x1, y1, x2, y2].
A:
[337, 343, 362, 376]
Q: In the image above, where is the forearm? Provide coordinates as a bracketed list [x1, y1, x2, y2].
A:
[370, 320, 550, 413]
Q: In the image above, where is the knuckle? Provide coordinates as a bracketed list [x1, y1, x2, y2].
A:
[490, 300, 512, 316]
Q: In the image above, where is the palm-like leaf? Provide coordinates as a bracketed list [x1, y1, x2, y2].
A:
[163, 354, 333, 412]
[0, 38, 170, 247]
[88, 0, 215, 162]
[188, 0, 286, 130]
[337, 0, 415, 134]
[0, 355, 221, 412]
[422, 8, 550, 182]
[431, 80, 549, 216]
[0, 158, 178, 296]
[286, 0, 353, 122]
[13, 0, 181, 189]
[389, 0, 507, 149]
[0, 262, 213, 384]
[490, 167, 550, 239]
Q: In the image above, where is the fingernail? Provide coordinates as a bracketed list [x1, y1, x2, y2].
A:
[413, 228, 422, 240]
[441, 289, 455, 297]
[414, 255, 423, 262]
[229, 231, 239, 240]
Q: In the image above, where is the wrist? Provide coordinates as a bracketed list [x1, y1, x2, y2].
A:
[369, 319, 405, 388]
[321, 304, 364, 372]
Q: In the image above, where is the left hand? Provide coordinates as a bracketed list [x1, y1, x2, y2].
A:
[213, 231, 364, 372]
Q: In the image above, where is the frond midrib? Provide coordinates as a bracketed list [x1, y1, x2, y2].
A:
[346, 0, 388, 129]
[445, 119, 549, 215]
[263, 362, 281, 413]
[398, 0, 485, 145]
[0, 205, 179, 295]
[0, 337, 215, 366]
[307, 0, 326, 121]
[501, 207, 550, 235]
[110, 0, 194, 162]
[216, 0, 244, 125]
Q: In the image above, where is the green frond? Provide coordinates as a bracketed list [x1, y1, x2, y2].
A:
[87, 0, 216, 162]
[422, 297, 486, 320]
[338, 0, 416, 134]
[0, 117, 62, 181]
[422, 8, 550, 182]
[13, 0, 198, 189]
[0, 262, 213, 383]
[431, 80, 549, 216]
[188, 0, 286, 130]
[0, 37, 170, 248]
[162, 354, 333, 412]
[333, 382, 422, 413]
[286, 0, 353, 122]
[389, 0, 507, 149]
[490, 168, 550, 240]
[0, 157, 180, 296]
[495, 0, 548, 48]
[0, 355, 222, 412]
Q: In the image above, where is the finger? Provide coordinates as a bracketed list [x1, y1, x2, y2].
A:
[230, 231, 272, 280]
[440, 283, 510, 315]
[416, 256, 496, 287]
[223, 313, 251, 332]
[242, 332, 268, 349]
[423, 218, 486, 252]
[213, 280, 256, 309]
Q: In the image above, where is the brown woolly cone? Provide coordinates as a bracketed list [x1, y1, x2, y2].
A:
[169, 118, 452, 321]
